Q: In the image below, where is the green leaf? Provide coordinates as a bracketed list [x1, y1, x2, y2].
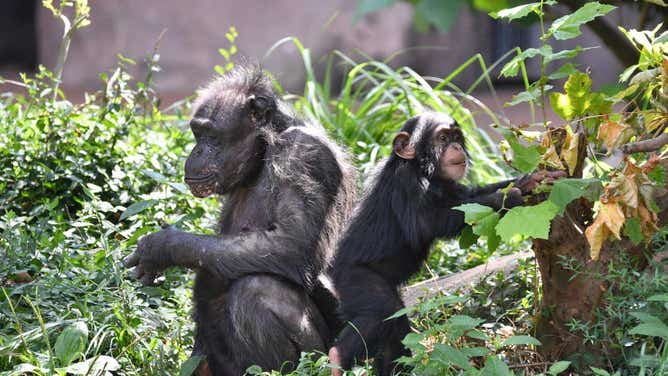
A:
[454, 203, 500, 252]
[431, 344, 472, 370]
[448, 315, 485, 331]
[55, 322, 89, 366]
[353, 0, 397, 22]
[502, 46, 585, 78]
[459, 225, 479, 249]
[507, 136, 541, 173]
[624, 217, 643, 245]
[506, 85, 552, 106]
[462, 346, 490, 357]
[648, 165, 665, 184]
[548, 178, 603, 215]
[490, 1, 556, 21]
[544, 46, 589, 64]
[58, 356, 119, 375]
[590, 367, 612, 376]
[120, 199, 158, 221]
[550, 72, 595, 120]
[414, 0, 465, 32]
[500, 47, 547, 78]
[548, 361, 571, 375]
[501, 335, 542, 346]
[547, 63, 579, 80]
[481, 356, 513, 376]
[473, 0, 510, 13]
[454, 203, 494, 224]
[548, 2, 616, 40]
[245, 365, 263, 375]
[629, 322, 668, 339]
[648, 294, 668, 302]
[496, 201, 559, 242]
[180, 355, 205, 376]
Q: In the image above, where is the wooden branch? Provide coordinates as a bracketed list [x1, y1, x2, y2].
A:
[621, 133, 668, 154]
[402, 251, 533, 307]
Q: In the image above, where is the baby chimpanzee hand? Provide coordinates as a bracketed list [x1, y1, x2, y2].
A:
[517, 170, 567, 194]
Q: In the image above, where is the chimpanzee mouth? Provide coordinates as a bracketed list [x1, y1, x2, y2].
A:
[446, 159, 467, 167]
[185, 174, 218, 198]
[184, 173, 215, 184]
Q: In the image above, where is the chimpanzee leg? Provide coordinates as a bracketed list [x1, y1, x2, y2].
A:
[223, 274, 329, 373]
[374, 314, 411, 376]
[334, 266, 410, 375]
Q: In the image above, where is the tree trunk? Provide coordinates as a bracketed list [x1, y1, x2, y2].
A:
[533, 158, 668, 364]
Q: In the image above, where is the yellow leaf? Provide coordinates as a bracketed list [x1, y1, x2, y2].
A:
[600, 202, 625, 239]
[597, 121, 625, 152]
[585, 214, 609, 260]
[609, 174, 639, 209]
[542, 145, 566, 170]
[561, 132, 580, 176]
[644, 111, 667, 133]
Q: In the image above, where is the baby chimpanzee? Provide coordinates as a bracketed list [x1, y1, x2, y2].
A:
[329, 112, 563, 376]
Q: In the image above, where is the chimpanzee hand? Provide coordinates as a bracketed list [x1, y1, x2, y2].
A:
[517, 170, 567, 194]
[504, 187, 524, 209]
[123, 224, 182, 286]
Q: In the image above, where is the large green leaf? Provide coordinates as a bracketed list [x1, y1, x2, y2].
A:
[120, 199, 158, 221]
[501, 335, 542, 346]
[548, 178, 603, 215]
[431, 344, 472, 370]
[548, 2, 616, 40]
[54, 322, 89, 366]
[507, 137, 541, 173]
[548, 361, 572, 375]
[496, 201, 559, 242]
[480, 356, 513, 376]
[454, 203, 501, 252]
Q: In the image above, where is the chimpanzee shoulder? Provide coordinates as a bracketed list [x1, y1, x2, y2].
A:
[266, 122, 354, 200]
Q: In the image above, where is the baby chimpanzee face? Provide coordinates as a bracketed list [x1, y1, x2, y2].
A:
[392, 112, 468, 182]
[431, 123, 468, 181]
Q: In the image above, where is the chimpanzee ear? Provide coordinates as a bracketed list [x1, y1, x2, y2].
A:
[392, 131, 416, 160]
[248, 95, 273, 123]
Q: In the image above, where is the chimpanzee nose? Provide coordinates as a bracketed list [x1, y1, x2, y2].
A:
[451, 143, 463, 151]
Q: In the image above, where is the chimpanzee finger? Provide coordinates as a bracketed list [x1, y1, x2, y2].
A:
[532, 171, 547, 181]
[130, 265, 144, 280]
[123, 252, 140, 268]
[547, 170, 567, 179]
[140, 272, 157, 286]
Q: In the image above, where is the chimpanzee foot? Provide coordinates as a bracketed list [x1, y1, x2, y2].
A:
[329, 347, 343, 376]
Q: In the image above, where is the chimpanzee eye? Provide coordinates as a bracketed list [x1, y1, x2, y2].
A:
[440, 133, 448, 142]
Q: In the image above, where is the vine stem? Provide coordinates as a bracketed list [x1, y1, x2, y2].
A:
[52, 13, 72, 101]
[539, 0, 548, 129]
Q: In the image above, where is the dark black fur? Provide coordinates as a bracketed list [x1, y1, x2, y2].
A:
[331, 113, 527, 375]
[124, 66, 355, 375]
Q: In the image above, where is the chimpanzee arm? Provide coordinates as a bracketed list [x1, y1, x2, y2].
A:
[124, 185, 327, 288]
[468, 178, 519, 196]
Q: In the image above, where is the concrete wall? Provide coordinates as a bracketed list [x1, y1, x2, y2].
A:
[33, 1, 636, 100]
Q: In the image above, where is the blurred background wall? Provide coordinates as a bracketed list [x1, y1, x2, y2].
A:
[0, 0, 642, 102]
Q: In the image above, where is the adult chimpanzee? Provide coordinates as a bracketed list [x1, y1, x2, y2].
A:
[328, 112, 564, 376]
[123, 66, 356, 375]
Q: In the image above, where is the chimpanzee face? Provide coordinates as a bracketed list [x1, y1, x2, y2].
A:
[392, 112, 468, 182]
[432, 123, 468, 181]
[184, 94, 272, 197]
